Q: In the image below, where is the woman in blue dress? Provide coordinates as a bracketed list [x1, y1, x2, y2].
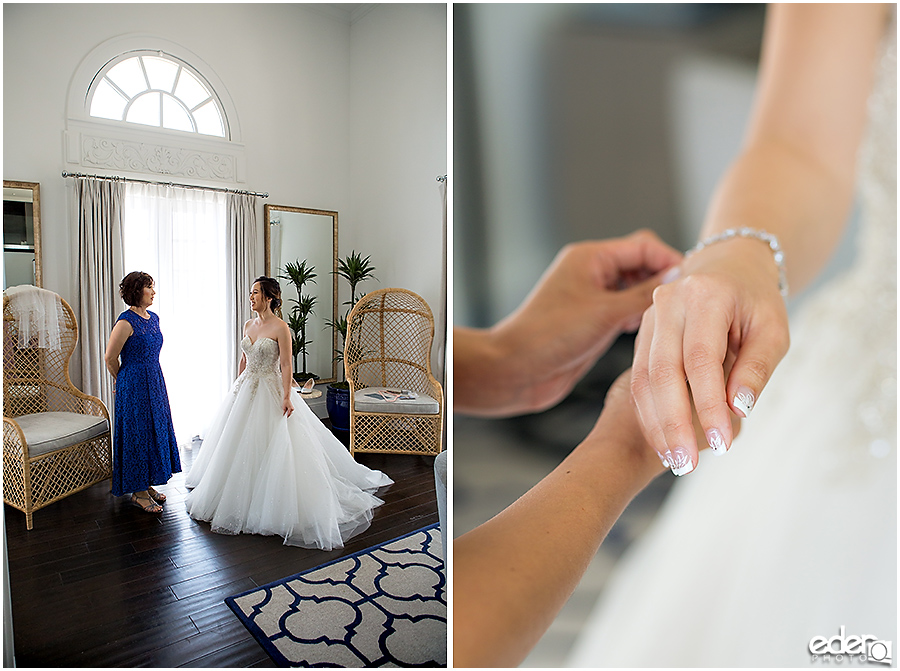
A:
[105, 271, 181, 513]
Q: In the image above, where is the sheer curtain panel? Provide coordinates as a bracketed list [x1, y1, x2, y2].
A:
[122, 183, 230, 445]
[76, 177, 125, 410]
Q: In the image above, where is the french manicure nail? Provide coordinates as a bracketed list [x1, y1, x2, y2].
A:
[733, 387, 755, 418]
[663, 447, 694, 476]
[707, 428, 728, 455]
[656, 450, 670, 469]
[661, 266, 681, 284]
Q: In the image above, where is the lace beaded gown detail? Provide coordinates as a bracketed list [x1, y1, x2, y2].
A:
[185, 336, 392, 550]
[111, 310, 181, 496]
[568, 13, 896, 668]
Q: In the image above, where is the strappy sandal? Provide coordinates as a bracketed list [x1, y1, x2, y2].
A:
[147, 486, 166, 503]
[131, 492, 163, 514]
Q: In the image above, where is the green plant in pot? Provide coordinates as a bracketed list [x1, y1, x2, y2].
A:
[279, 260, 318, 384]
[326, 251, 376, 439]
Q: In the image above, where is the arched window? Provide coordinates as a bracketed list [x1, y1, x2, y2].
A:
[88, 51, 227, 138]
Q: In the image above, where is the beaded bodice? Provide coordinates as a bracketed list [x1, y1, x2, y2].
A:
[848, 10, 896, 456]
[798, 10, 897, 469]
[854, 7, 897, 288]
[242, 336, 279, 374]
[234, 336, 283, 399]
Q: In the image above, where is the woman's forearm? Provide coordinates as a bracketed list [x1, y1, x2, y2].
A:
[700, 140, 855, 294]
[281, 359, 292, 399]
[698, 3, 885, 294]
[452, 327, 521, 417]
[453, 414, 660, 667]
[280, 344, 293, 399]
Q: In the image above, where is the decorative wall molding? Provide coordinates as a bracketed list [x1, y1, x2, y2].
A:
[80, 134, 237, 181]
[64, 121, 247, 184]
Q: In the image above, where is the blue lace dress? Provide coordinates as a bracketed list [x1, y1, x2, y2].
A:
[111, 309, 181, 496]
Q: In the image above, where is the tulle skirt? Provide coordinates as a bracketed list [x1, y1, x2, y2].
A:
[185, 380, 392, 550]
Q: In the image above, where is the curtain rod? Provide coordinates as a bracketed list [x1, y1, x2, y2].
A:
[61, 171, 268, 198]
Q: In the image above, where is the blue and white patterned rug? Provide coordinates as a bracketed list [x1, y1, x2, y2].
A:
[225, 525, 446, 667]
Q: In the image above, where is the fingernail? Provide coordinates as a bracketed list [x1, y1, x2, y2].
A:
[733, 387, 755, 418]
[656, 450, 670, 468]
[707, 428, 728, 455]
[661, 266, 681, 284]
[663, 447, 694, 476]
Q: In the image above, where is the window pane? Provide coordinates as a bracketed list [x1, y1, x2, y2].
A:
[194, 100, 225, 137]
[162, 95, 194, 132]
[126, 91, 161, 127]
[90, 52, 230, 139]
[142, 56, 178, 93]
[174, 69, 210, 109]
[106, 57, 148, 98]
[90, 79, 128, 120]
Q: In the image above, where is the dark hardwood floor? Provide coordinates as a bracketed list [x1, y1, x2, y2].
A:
[5, 439, 439, 668]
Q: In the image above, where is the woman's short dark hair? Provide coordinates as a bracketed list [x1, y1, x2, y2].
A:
[120, 271, 154, 307]
[254, 276, 282, 311]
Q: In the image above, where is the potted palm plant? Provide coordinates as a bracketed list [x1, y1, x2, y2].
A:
[279, 260, 318, 384]
[326, 251, 376, 437]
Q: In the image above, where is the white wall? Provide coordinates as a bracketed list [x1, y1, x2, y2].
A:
[3, 2, 447, 382]
[348, 4, 448, 375]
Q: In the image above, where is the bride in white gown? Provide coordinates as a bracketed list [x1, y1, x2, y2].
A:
[185, 277, 393, 551]
[569, 5, 896, 667]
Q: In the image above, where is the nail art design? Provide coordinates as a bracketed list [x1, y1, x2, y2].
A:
[656, 451, 670, 468]
[661, 266, 681, 285]
[707, 428, 728, 455]
[663, 447, 694, 476]
[733, 388, 755, 418]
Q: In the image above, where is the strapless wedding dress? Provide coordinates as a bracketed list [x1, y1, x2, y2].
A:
[185, 336, 393, 550]
[568, 12, 896, 668]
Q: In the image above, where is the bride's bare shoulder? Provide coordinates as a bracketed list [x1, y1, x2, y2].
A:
[258, 317, 289, 342]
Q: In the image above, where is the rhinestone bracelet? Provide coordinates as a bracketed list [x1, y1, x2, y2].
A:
[686, 227, 788, 298]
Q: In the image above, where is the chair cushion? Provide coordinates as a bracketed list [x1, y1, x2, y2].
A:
[354, 387, 440, 415]
[11, 412, 109, 458]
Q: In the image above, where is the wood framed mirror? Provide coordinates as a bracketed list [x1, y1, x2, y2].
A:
[3, 181, 41, 289]
[264, 204, 338, 384]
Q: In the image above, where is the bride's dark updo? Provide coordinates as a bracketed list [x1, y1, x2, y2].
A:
[253, 276, 282, 311]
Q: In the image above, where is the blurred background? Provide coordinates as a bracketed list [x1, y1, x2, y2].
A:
[453, 3, 859, 666]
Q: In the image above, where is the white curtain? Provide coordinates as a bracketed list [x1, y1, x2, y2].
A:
[226, 193, 259, 377]
[122, 183, 230, 445]
[76, 177, 125, 411]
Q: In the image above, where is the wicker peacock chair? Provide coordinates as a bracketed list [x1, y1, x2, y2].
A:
[345, 288, 443, 457]
[3, 289, 112, 529]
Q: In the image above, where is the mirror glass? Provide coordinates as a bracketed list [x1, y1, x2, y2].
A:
[265, 204, 338, 384]
[3, 181, 41, 289]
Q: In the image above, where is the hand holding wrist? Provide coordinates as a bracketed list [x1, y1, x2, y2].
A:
[576, 372, 666, 492]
